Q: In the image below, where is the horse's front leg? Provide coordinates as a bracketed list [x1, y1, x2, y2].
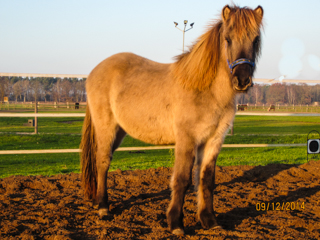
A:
[197, 138, 223, 229]
[197, 113, 235, 229]
[95, 143, 112, 218]
[167, 137, 195, 235]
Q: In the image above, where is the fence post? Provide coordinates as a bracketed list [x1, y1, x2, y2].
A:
[34, 101, 38, 134]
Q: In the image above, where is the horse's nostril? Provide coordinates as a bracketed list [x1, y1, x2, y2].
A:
[245, 78, 251, 85]
[233, 77, 239, 86]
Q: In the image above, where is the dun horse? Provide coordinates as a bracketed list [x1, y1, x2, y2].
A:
[81, 5, 263, 235]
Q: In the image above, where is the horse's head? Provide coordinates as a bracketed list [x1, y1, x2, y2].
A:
[222, 5, 263, 92]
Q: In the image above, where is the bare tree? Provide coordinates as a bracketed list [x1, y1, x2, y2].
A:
[21, 79, 31, 102]
[287, 84, 297, 105]
[251, 84, 262, 104]
[75, 79, 86, 102]
[13, 80, 24, 102]
[299, 83, 312, 105]
[0, 77, 13, 101]
[60, 79, 72, 102]
[52, 79, 62, 102]
[266, 83, 287, 104]
[30, 79, 43, 101]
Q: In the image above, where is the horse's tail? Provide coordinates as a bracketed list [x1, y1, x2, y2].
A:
[80, 105, 97, 200]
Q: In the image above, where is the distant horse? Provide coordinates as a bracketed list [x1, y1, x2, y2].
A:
[81, 5, 263, 235]
[237, 104, 248, 111]
[268, 105, 276, 111]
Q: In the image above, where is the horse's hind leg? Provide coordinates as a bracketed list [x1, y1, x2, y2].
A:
[167, 135, 195, 235]
[94, 120, 124, 218]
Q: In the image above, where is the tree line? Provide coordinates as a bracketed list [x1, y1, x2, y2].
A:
[0, 77, 86, 103]
[239, 83, 320, 105]
[1, 77, 320, 105]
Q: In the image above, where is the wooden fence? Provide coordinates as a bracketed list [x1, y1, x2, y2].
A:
[0, 112, 316, 155]
[0, 102, 86, 111]
[2, 102, 320, 113]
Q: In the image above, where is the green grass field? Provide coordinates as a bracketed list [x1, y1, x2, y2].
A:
[0, 115, 319, 178]
[0, 117, 84, 134]
[0, 147, 310, 178]
[234, 115, 320, 135]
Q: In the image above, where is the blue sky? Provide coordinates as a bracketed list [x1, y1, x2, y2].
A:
[1, 0, 320, 81]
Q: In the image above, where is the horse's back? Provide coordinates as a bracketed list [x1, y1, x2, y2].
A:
[86, 53, 176, 145]
[87, 52, 170, 92]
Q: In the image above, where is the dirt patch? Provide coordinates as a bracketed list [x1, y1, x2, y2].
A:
[0, 161, 320, 239]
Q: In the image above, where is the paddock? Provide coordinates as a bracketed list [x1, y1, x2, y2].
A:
[0, 112, 319, 239]
[0, 160, 319, 239]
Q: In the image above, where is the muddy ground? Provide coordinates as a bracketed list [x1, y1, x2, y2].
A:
[0, 160, 320, 239]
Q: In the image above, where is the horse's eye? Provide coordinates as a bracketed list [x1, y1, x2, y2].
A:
[253, 37, 260, 45]
[225, 38, 231, 44]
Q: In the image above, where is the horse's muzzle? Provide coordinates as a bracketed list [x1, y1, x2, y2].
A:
[231, 61, 254, 92]
[233, 76, 253, 92]
[228, 56, 255, 92]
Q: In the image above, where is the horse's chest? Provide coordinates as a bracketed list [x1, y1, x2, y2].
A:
[193, 108, 233, 142]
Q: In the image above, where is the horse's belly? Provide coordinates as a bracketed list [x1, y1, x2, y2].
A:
[120, 116, 175, 145]
[113, 103, 175, 145]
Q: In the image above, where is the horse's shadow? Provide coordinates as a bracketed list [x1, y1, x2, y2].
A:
[219, 162, 298, 185]
[106, 188, 171, 227]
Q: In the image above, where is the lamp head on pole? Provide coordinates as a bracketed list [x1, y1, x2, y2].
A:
[184, 20, 188, 25]
[174, 22, 178, 27]
[190, 22, 194, 28]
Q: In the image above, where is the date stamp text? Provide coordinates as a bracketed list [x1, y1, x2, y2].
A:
[256, 202, 305, 211]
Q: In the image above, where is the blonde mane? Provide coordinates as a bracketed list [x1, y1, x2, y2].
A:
[171, 5, 263, 91]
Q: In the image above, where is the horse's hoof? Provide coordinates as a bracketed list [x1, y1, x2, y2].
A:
[98, 208, 109, 219]
[212, 225, 223, 230]
[172, 228, 184, 235]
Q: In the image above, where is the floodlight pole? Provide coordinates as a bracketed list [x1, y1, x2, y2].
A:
[174, 20, 194, 53]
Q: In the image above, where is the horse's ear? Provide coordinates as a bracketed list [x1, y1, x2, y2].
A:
[254, 6, 264, 23]
[222, 5, 231, 22]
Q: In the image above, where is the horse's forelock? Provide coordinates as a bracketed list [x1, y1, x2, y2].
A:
[225, 6, 263, 42]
